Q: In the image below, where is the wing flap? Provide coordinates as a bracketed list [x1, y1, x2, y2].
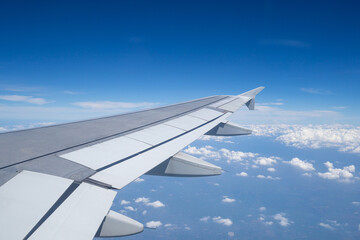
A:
[126, 124, 185, 146]
[60, 136, 151, 170]
[90, 112, 231, 189]
[29, 182, 116, 240]
[0, 171, 73, 240]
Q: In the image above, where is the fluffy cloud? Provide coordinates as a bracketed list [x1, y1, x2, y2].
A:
[124, 206, 137, 211]
[0, 95, 51, 105]
[318, 161, 355, 182]
[212, 216, 233, 226]
[200, 216, 210, 222]
[250, 125, 360, 154]
[184, 146, 258, 164]
[135, 197, 165, 208]
[184, 145, 221, 159]
[199, 135, 234, 143]
[73, 101, 157, 109]
[284, 157, 315, 171]
[267, 168, 276, 172]
[253, 156, 279, 166]
[135, 197, 149, 203]
[273, 213, 291, 227]
[259, 207, 266, 211]
[236, 172, 248, 177]
[146, 221, 162, 228]
[146, 200, 165, 208]
[257, 175, 280, 180]
[120, 200, 130, 205]
[222, 196, 236, 203]
[220, 148, 257, 163]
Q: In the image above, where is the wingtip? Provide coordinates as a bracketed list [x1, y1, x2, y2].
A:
[239, 86, 265, 98]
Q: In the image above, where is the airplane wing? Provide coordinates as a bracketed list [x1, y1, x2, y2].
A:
[0, 87, 264, 239]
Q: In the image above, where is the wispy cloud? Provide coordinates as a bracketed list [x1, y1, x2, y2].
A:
[2, 85, 43, 92]
[73, 101, 158, 109]
[62, 90, 80, 95]
[231, 105, 341, 124]
[300, 88, 332, 95]
[0, 95, 51, 105]
[260, 39, 310, 48]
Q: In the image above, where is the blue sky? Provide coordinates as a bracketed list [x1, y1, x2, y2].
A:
[1, 1, 360, 239]
[0, 0, 360, 125]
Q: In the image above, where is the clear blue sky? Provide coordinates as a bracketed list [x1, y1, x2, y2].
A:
[0, 0, 359, 124]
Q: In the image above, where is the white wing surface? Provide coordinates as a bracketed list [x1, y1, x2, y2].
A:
[0, 87, 264, 239]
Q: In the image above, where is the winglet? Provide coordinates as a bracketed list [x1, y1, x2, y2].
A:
[239, 86, 265, 98]
[239, 86, 265, 110]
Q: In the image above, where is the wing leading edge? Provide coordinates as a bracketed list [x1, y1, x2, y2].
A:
[0, 87, 264, 239]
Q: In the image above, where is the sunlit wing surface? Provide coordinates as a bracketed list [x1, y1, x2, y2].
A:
[0, 87, 264, 239]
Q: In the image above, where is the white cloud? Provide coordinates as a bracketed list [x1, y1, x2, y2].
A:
[135, 197, 149, 203]
[267, 168, 276, 172]
[164, 223, 177, 230]
[352, 201, 360, 206]
[254, 156, 278, 166]
[248, 124, 360, 154]
[184, 225, 191, 230]
[284, 157, 315, 171]
[319, 222, 333, 230]
[135, 197, 165, 208]
[124, 206, 137, 211]
[212, 216, 233, 226]
[302, 173, 312, 177]
[264, 221, 273, 226]
[222, 196, 236, 203]
[257, 174, 280, 180]
[73, 101, 157, 109]
[0, 95, 51, 105]
[184, 145, 221, 159]
[259, 207, 266, 211]
[200, 216, 210, 222]
[273, 213, 291, 227]
[319, 220, 340, 230]
[120, 200, 130, 205]
[230, 106, 341, 125]
[134, 178, 144, 183]
[146, 200, 165, 208]
[199, 135, 234, 143]
[220, 148, 258, 163]
[228, 232, 235, 237]
[184, 146, 257, 164]
[146, 221, 162, 228]
[300, 88, 331, 95]
[142, 210, 147, 215]
[236, 172, 248, 177]
[318, 161, 355, 182]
